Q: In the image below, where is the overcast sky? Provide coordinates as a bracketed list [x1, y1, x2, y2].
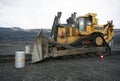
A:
[0, 0, 119, 29]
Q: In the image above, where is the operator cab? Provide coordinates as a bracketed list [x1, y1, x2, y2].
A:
[76, 17, 92, 31]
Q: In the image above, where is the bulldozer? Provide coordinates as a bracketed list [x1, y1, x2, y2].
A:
[32, 12, 114, 63]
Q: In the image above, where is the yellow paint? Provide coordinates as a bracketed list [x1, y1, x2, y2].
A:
[57, 13, 114, 44]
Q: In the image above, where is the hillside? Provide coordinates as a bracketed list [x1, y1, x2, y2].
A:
[0, 27, 50, 43]
[114, 29, 120, 45]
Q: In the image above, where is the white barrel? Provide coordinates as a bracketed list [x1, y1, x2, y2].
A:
[15, 51, 25, 68]
[25, 46, 31, 54]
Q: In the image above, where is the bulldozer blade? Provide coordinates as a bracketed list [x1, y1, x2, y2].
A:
[31, 30, 49, 63]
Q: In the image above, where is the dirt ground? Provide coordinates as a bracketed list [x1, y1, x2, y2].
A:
[0, 41, 120, 81]
[0, 41, 33, 55]
[0, 52, 120, 81]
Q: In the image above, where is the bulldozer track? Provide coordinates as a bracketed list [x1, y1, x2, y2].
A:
[70, 33, 111, 55]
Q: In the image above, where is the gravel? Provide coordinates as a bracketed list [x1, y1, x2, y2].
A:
[0, 52, 120, 81]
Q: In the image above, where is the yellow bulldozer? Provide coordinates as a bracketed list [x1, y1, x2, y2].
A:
[32, 12, 114, 63]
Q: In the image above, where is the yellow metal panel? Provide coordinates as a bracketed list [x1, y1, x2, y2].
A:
[58, 27, 66, 37]
[57, 27, 80, 44]
[86, 26, 92, 32]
